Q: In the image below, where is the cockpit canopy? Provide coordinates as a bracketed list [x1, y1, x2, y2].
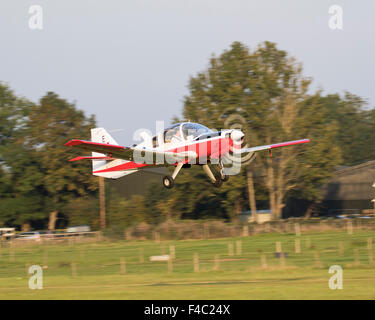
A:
[151, 123, 214, 147]
[163, 122, 213, 144]
[181, 123, 212, 140]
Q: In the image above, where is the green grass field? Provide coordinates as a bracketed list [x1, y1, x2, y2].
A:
[1, 229, 375, 299]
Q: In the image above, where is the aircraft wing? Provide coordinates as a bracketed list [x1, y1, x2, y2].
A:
[64, 139, 197, 163]
[240, 139, 310, 154]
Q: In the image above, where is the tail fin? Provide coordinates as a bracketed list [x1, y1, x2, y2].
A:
[91, 127, 119, 146]
[90, 128, 138, 179]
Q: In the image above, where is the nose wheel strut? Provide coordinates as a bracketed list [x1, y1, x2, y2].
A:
[162, 163, 184, 189]
[202, 164, 223, 188]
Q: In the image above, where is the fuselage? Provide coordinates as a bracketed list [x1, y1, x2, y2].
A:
[93, 122, 240, 174]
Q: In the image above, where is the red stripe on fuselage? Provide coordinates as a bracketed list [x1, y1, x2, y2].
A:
[168, 137, 231, 159]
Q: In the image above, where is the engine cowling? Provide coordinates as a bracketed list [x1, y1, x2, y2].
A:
[230, 129, 244, 142]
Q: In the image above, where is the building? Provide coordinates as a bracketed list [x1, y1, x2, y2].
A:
[320, 160, 375, 216]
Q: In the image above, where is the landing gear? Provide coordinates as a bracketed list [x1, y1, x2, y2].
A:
[213, 174, 223, 188]
[202, 164, 223, 188]
[221, 174, 229, 182]
[162, 163, 184, 189]
[219, 161, 229, 182]
[162, 175, 174, 189]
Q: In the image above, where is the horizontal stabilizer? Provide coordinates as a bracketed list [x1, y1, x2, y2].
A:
[69, 156, 115, 162]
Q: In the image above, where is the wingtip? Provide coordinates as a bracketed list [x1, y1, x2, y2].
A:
[68, 156, 82, 161]
[64, 139, 82, 147]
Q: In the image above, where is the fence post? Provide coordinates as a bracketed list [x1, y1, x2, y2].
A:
[314, 252, 322, 268]
[154, 231, 160, 243]
[139, 248, 144, 263]
[338, 241, 344, 256]
[9, 248, 15, 263]
[161, 244, 167, 255]
[236, 240, 242, 255]
[204, 223, 209, 239]
[260, 254, 268, 270]
[169, 245, 175, 260]
[168, 257, 173, 273]
[295, 238, 301, 254]
[213, 255, 220, 271]
[97, 231, 103, 242]
[294, 223, 301, 236]
[120, 257, 126, 275]
[368, 238, 373, 265]
[354, 249, 360, 266]
[80, 247, 85, 260]
[276, 241, 282, 254]
[194, 253, 199, 272]
[242, 225, 249, 237]
[71, 262, 77, 277]
[43, 250, 48, 268]
[306, 238, 311, 249]
[228, 243, 234, 256]
[265, 223, 271, 233]
[347, 221, 353, 235]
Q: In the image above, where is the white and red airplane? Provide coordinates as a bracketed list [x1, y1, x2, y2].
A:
[65, 122, 309, 189]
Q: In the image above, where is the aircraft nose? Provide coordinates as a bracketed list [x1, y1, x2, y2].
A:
[230, 129, 244, 142]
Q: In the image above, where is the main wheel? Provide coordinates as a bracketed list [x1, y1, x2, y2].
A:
[213, 174, 223, 188]
[162, 175, 174, 189]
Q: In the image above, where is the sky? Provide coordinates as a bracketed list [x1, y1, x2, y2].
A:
[0, 0, 374, 145]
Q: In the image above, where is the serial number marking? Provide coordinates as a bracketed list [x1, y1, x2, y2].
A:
[188, 304, 230, 315]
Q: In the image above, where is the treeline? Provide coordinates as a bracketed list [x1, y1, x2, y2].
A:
[1, 41, 374, 231]
[0, 90, 98, 230]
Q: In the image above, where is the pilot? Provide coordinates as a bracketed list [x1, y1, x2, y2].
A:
[171, 129, 182, 144]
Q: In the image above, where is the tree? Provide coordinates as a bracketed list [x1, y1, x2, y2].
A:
[318, 93, 374, 166]
[0, 83, 30, 147]
[19, 92, 98, 229]
[182, 41, 341, 219]
[0, 83, 41, 229]
[63, 196, 100, 229]
[107, 191, 148, 231]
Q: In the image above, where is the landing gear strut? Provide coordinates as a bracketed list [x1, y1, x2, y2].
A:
[162, 163, 184, 189]
[202, 164, 223, 188]
[219, 161, 229, 182]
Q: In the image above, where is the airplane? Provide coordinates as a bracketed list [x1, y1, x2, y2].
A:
[65, 122, 309, 189]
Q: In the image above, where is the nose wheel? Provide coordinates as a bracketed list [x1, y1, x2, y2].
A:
[162, 163, 184, 189]
[213, 174, 223, 188]
[221, 174, 229, 182]
[162, 175, 174, 189]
